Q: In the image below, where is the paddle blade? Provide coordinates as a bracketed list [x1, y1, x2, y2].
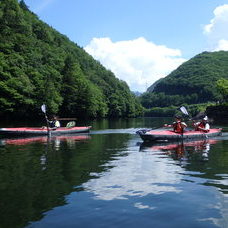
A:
[191, 111, 206, 120]
[41, 104, 46, 113]
[180, 106, 189, 116]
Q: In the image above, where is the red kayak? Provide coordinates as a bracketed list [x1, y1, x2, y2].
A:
[136, 128, 222, 142]
[0, 126, 92, 136]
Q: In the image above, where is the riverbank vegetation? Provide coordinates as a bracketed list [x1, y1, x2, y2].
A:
[205, 78, 228, 122]
[144, 103, 215, 117]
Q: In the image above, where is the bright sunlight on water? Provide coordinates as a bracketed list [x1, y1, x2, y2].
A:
[0, 118, 228, 228]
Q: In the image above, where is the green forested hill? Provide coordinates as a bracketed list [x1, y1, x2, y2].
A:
[141, 51, 228, 108]
[0, 0, 142, 119]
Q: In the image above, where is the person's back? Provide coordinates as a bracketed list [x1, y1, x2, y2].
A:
[194, 116, 210, 132]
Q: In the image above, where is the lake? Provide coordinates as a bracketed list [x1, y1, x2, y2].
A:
[0, 117, 228, 228]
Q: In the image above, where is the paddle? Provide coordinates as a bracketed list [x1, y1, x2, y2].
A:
[180, 106, 208, 121]
[179, 106, 209, 135]
[180, 106, 194, 130]
[139, 107, 191, 135]
[180, 106, 191, 119]
[41, 104, 50, 133]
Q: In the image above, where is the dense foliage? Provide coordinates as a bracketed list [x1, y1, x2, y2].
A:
[144, 103, 213, 118]
[205, 78, 228, 122]
[216, 78, 228, 103]
[141, 51, 228, 108]
[0, 0, 143, 119]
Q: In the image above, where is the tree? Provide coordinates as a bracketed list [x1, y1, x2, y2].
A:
[19, 0, 29, 11]
[216, 78, 228, 103]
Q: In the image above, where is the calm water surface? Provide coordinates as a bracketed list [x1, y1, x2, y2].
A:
[0, 118, 228, 228]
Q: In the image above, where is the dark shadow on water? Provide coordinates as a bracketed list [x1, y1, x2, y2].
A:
[0, 132, 132, 228]
[0, 134, 92, 228]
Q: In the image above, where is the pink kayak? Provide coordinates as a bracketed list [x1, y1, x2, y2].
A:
[0, 126, 92, 136]
[136, 128, 222, 142]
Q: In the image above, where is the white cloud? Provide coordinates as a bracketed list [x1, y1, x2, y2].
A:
[213, 39, 228, 51]
[83, 138, 182, 201]
[84, 37, 186, 92]
[204, 4, 228, 51]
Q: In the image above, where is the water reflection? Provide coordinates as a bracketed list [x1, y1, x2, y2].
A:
[0, 134, 91, 146]
[0, 124, 228, 228]
[83, 137, 183, 201]
[140, 139, 218, 161]
[140, 138, 228, 199]
[0, 134, 91, 228]
[81, 136, 228, 228]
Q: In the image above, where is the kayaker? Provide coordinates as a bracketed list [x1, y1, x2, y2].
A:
[193, 116, 210, 132]
[164, 115, 187, 133]
[48, 115, 61, 130]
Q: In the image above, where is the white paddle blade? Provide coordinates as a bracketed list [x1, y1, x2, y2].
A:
[180, 106, 189, 116]
[41, 104, 46, 113]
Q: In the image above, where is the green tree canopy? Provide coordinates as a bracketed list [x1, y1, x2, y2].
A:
[0, 0, 142, 119]
[216, 78, 228, 103]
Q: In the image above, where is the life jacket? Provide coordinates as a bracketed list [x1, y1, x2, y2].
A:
[50, 120, 57, 128]
[173, 121, 183, 133]
[197, 122, 209, 132]
[198, 122, 205, 128]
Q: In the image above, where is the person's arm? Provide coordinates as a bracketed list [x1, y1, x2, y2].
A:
[193, 122, 200, 130]
[198, 123, 210, 132]
[181, 122, 187, 128]
[164, 122, 175, 128]
[205, 123, 210, 131]
[45, 117, 52, 124]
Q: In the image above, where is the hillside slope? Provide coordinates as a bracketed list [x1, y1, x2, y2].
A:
[141, 51, 228, 108]
[0, 0, 142, 119]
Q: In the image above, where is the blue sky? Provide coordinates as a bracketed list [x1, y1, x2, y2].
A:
[24, 0, 228, 92]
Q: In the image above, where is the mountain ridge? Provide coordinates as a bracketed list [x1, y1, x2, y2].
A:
[140, 51, 228, 108]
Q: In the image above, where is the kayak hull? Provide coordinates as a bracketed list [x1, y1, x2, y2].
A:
[136, 128, 222, 142]
[0, 126, 92, 136]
